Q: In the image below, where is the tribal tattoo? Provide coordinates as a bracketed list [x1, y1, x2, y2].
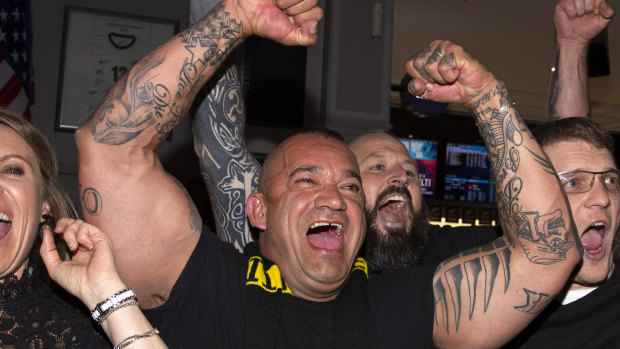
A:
[434, 239, 511, 333]
[193, 65, 260, 250]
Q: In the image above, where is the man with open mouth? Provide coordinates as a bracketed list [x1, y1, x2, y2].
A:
[503, 0, 620, 347]
[74, 0, 581, 347]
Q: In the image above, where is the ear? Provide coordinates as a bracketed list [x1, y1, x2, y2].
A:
[40, 200, 51, 223]
[247, 193, 267, 230]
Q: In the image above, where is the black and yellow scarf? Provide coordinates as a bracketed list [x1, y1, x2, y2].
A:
[242, 242, 379, 348]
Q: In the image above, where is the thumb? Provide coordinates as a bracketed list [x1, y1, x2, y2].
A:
[600, 1, 615, 20]
[39, 227, 61, 277]
[298, 21, 318, 45]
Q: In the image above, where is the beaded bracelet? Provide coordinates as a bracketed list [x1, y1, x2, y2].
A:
[91, 289, 137, 323]
[113, 328, 160, 349]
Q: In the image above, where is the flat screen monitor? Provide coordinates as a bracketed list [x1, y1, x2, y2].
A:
[399, 138, 437, 198]
[444, 142, 495, 203]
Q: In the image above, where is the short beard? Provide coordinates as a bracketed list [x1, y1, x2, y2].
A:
[362, 187, 429, 273]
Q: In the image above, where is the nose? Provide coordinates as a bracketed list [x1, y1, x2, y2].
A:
[315, 184, 347, 211]
[387, 166, 409, 186]
[584, 177, 611, 208]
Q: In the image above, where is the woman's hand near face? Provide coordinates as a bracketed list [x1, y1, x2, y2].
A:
[40, 218, 126, 309]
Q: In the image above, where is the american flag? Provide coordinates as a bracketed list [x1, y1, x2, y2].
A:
[0, 0, 32, 119]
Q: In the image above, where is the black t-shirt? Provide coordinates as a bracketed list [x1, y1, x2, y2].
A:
[368, 266, 437, 348]
[421, 224, 501, 265]
[143, 230, 247, 348]
[503, 267, 620, 348]
[143, 229, 438, 348]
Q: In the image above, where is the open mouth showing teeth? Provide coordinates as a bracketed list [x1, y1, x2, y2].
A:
[307, 222, 344, 250]
[581, 221, 606, 254]
[380, 195, 406, 210]
[377, 195, 408, 228]
[0, 212, 12, 239]
[308, 222, 343, 236]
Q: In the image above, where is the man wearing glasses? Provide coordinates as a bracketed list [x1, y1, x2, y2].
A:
[503, 0, 619, 346]
[504, 117, 620, 347]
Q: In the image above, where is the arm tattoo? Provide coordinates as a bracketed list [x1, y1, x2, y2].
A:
[90, 4, 245, 146]
[514, 288, 553, 314]
[473, 81, 572, 264]
[525, 147, 556, 176]
[193, 64, 260, 249]
[434, 239, 511, 333]
[169, 174, 203, 232]
[515, 210, 573, 264]
[79, 184, 102, 217]
[434, 82, 576, 333]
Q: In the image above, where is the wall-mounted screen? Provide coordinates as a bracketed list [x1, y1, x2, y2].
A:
[444, 142, 495, 203]
[399, 138, 437, 198]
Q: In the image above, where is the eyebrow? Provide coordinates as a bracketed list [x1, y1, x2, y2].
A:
[363, 152, 416, 166]
[363, 152, 386, 161]
[559, 167, 618, 174]
[289, 166, 362, 182]
[0, 154, 29, 162]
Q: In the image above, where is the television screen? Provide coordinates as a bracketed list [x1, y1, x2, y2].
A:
[399, 138, 437, 198]
[444, 142, 495, 203]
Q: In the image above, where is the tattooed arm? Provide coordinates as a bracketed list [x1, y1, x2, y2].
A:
[189, 0, 259, 252]
[548, 0, 613, 120]
[75, 0, 322, 308]
[406, 40, 581, 348]
[191, 64, 260, 250]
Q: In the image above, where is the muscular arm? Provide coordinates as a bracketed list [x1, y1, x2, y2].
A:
[192, 64, 260, 250]
[548, 0, 614, 120]
[76, 0, 321, 308]
[407, 40, 581, 348]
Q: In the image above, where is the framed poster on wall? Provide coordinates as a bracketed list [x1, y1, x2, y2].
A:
[55, 6, 178, 130]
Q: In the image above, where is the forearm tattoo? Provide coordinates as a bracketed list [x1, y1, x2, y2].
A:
[89, 4, 244, 146]
[514, 288, 552, 314]
[434, 82, 577, 333]
[193, 65, 260, 249]
[434, 239, 511, 333]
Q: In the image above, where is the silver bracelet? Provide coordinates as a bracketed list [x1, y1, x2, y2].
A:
[474, 96, 517, 127]
[113, 328, 160, 349]
[91, 289, 137, 323]
[97, 301, 139, 324]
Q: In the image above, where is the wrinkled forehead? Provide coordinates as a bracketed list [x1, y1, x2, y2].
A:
[262, 134, 359, 184]
[349, 133, 411, 162]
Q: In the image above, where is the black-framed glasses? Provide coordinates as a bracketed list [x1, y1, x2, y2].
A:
[557, 169, 620, 194]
